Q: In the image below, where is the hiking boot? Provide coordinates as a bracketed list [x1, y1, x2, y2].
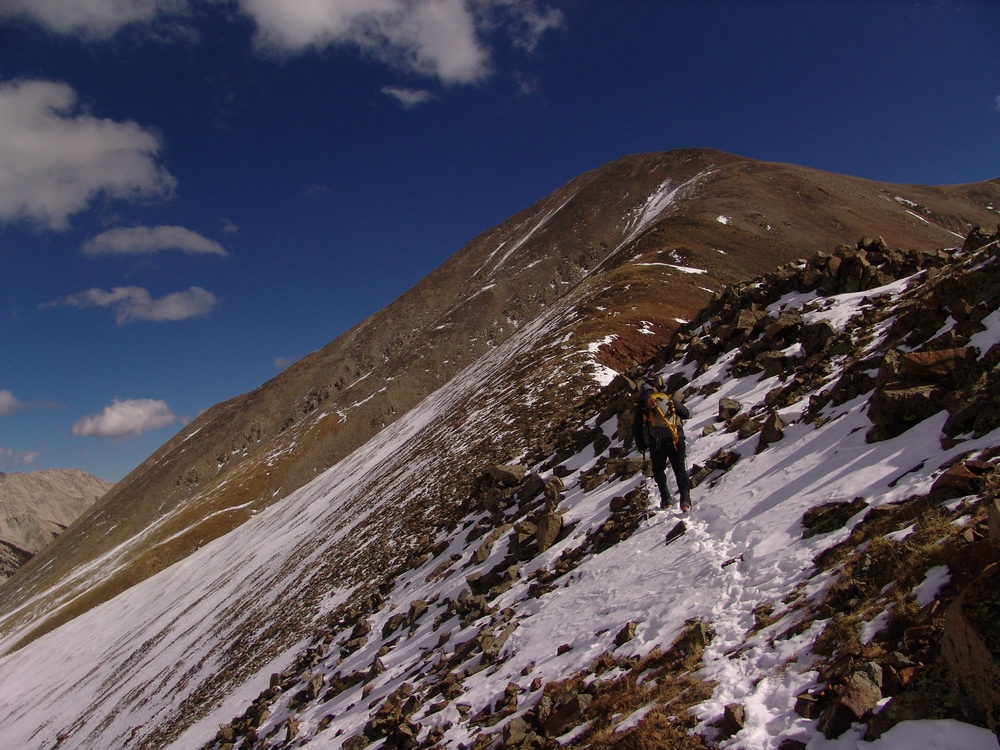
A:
[680, 501, 691, 512]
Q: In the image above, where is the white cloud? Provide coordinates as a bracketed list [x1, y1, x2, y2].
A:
[0, 390, 23, 416]
[1, 2, 562, 86]
[0, 0, 189, 40]
[72, 398, 176, 439]
[0, 447, 41, 468]
[49, 285, 218, 325]
[220, 218, 240, 235]
[0, 79, 176, 230]
[237, 0, 561, 84]
[81, 225, 227, 258]
[273, 357, 292, 369]
[381, 86, 436, 107]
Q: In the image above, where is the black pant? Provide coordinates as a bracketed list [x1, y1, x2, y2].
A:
[650, 437, 690, 507]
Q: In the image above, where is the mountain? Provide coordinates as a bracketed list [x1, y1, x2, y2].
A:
[0, 150, 999, 749]
[2, 150, 996, 650]
[0, 469, 112, 581]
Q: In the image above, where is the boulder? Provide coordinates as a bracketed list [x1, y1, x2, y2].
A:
[536, 511, 563, 553]
[801, 497, 867, 538]
[470, 523, 513, 564]
[930, 462, 984, 500]
[718, 398, 742, 421]
[819, 671, 882, 738]
[719, 703, 746, 739]
[485, 465, 526, 486]
[941, 562, 1000, 733]
[757, 410, 785, 451]
[867, 384, 946, 441]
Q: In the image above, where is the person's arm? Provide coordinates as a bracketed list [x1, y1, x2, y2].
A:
[673, 394, 691, 420]
[632, 404, 646, 452]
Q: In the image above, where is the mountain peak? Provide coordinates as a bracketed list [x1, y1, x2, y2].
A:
[1, 155, 999, 749]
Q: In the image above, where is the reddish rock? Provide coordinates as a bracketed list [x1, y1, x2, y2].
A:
[930, 462, 983, 499]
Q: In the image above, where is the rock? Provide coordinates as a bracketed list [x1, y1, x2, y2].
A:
[962, 225, 999, 253]
[503, 717, 532, 745]
[536, 511, 563, 553]
[518, 473, 547, 504]
[867, 384, 946, 441]
[407, 599, 429, 627]
[801, 497, 867, 538]
[544, 476, 565, 509]
[990, 499, 1000, 552]
[802, 320, 836, 355]
[941, 562, 1000, 733]
[930, 462, 984, 499]
[542, 692, 592, 737]
[819, 671, 882, 738]
[471, 523, 513, 564]
[757, 409, 785, 450]
[719, 702, 745, 739]
[615, 621, 637, 647]
[897, 347, 977, 386]
[485, 465, 525, 486]
[718, 397, 742, 421]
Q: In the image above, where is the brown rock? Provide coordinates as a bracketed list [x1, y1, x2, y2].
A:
[615, 621, 638, 647]
[819, 672, 881, 738]
[719, 702, 746, 739]
[718, 398, 742, 421]
[990, 499, 1000, 552]
[471, 523, 513, 564]
[536, 511, 563, 552]
[930, 462, 983, 499]
[542, 692, 592, 737]
[941, 562, 1000, 733]
[757, 409, 785, 450]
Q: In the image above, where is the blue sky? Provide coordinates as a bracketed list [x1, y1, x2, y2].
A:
[0, 0, 997, 482]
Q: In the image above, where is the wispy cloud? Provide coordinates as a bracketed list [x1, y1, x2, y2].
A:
[303, 184, 331, 196]
[0, 0, 191, 40]
[46, 286, 218, 325]
[508, 4, 564, 51]
[221, 218, 240, 235]
[0, 390, 23, 416]
[995, 93, 1000, 111]
[72, 398, 176, 439]
[81, 225, 227, 257]
[0, 80, 176, 230]
[382, 86, 435, 108]
[273, 357, 293, 369]
[1, 2, 563, 87]
[0, 446, 41, 469]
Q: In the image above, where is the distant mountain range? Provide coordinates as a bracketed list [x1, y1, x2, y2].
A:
[0, 468, 112, 580]
[1, 149, 998, 749]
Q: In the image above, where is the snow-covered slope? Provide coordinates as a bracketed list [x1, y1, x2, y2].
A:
[3, 228, 1000, 749]
[7, 149, 997, 665]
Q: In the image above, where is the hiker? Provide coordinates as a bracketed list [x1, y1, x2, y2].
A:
[633, 379, 692, 511]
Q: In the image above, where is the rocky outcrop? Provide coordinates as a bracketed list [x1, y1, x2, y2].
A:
[941, 562, 1000, 732]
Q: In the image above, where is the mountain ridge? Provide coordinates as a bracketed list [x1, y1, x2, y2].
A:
[0, 166, 999, 747]
[0, 468, 112, 581]
[1, 148, 998, 696]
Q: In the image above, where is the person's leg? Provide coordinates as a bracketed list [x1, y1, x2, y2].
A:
[667, 441, 691, 509]
[651, 442, 671, 507]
